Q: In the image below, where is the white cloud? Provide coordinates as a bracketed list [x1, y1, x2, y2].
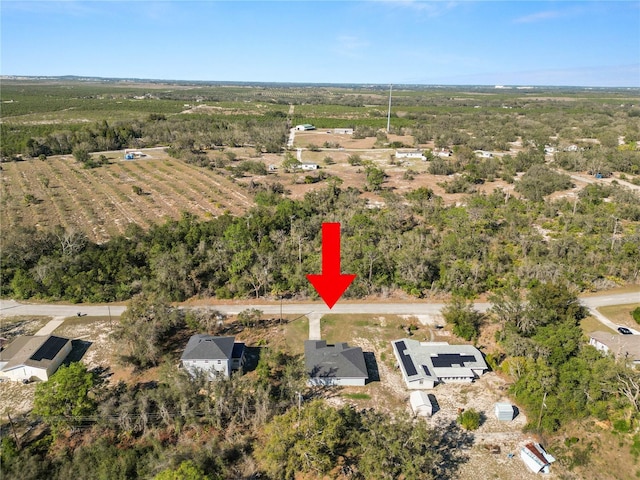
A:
[335, 35, 370, 57]
[513, 4, 593, 24]
[513, 9, 563, 24]
[377, 0, 461, 17]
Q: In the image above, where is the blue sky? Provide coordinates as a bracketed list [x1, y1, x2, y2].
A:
[2, 1, 639, 87]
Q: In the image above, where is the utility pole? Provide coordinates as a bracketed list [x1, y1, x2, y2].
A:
[611, 216, 619, 251]
[386, 84, 393, 133]
[537, 390, 547, 431]
[7, 412, 21, 449]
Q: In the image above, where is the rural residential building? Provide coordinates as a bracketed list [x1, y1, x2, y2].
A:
[295, 124, 316, 131]
[589, 331, 640, 364]
[520, 442, 556, 474]
[392, 339, 488, 389]
[330, 128, 354, 135]
[435, 148, 453, 157]
[0, 335, 72, 382]
[395, 149, 426, 160]
[305, 340, 369, 386]
[181, 335, 245, 379]
[300, 163, 319, 171]
[474, 150, 494, 158]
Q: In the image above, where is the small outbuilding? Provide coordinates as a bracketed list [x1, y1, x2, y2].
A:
[295, 124, 316, 131]
[520, 442, 556, 474]
[494, 402, 517, 421]
[410, 391, 434, 417]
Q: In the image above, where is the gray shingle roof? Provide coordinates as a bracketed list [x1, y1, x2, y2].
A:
[181, 335, 235, 361]
[305, 340, 368, 380]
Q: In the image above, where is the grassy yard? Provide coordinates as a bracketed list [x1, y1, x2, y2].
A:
[580, 315, 617, 335]
[320, 313, 426, 346]
[597, 303, 640, 328]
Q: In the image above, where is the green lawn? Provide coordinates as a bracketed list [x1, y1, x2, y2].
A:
[597, 303, 640, 328]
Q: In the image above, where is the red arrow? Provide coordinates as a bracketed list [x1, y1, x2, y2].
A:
[306, 222, 356, 309]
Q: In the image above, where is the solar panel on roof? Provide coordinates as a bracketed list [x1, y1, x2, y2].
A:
[422, 365, 431, 376]
[431, 353, 477, 368]
[395, 341, 418, 376]
[30, 336, 68, 361]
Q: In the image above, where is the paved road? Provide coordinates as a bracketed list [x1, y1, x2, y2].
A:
[1, 292, 637, 339]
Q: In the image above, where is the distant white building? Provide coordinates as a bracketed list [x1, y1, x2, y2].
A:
[295, 124, 316, 131]
[330, 128, 353, 135]
[300, 163, 319, 171]
[395, 149, 426, 160]
[474, 150, 494, 158]
[392, 339, 488, 389]
[435, 148, 453, 157]
[0, 335, 72, 382]
[181, 335, 245, 379]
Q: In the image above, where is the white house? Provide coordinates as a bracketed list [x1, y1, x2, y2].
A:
[300, 163, 319, 171]
[410, 391, 434, 417]
[392, 339, 488, 389]
[435, 148, 453, 157]
[181, 335, 245, 379]
[331, 128, 353, 135]
[395, 149, 426, 160]
[474, 150, 494, 158]
[520, 442, 556, 474]
[305, 340, 369, 386]
[589, 331, 640, 364]
[295, 124, 316, 131]
[0, 335, 72, 382]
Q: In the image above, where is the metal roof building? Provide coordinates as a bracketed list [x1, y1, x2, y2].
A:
[392, 339, 488, 389]
[0, 335, 72, 382]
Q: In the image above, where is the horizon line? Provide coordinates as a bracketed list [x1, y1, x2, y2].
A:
[2, 74, 639, 90]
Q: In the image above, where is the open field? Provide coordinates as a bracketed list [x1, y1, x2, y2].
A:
[1, 149, 254, 242]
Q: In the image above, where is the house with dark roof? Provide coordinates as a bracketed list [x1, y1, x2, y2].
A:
[305, 340, 369, 386]
[392, 339, 488, 389]
[0, 335, 72, 382]
[181, 335, 245, 379]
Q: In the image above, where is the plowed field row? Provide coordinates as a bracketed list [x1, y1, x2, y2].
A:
[1, 156, 255, 243]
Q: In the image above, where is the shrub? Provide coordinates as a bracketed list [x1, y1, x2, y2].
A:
[457, 408, 481, 430]
[631, 307, 640, 324]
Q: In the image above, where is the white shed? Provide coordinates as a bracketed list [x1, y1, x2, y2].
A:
[410, 391, 434, 417]
[520, 442, 556, 474]
[495, 403, 516, 421]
